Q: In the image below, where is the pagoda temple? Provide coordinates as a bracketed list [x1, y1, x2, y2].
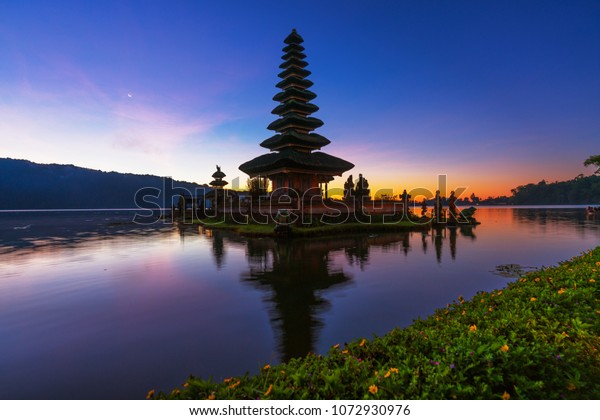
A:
[209, 165, 228, 189]
[239, 29, 354, 199]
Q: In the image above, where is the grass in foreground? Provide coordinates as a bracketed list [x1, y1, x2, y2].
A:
[153, 247, 600, 400]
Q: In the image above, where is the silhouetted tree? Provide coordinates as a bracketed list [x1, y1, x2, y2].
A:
[354, 174, 370, 200]
[584, 154, 600, 175]
[246, 177, 269, 199]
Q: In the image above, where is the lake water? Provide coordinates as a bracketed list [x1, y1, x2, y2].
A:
[0, 207, 598, 399]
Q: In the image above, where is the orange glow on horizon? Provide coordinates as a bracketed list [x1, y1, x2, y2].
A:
[324, 176, 513, 200]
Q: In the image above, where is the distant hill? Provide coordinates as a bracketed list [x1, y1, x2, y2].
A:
[0, 158, 210, 210]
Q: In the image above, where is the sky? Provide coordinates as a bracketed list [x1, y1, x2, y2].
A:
[1, 0, 599, 198]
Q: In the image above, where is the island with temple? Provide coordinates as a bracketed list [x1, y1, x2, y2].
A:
[177, 29, 478, 235]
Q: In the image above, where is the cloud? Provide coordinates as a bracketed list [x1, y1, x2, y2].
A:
[110, 101, 226, 155]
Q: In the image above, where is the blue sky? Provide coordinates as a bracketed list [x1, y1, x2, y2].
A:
[1, 1, 599, 197]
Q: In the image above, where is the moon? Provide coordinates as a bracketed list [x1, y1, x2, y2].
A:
[127, 93, 133, 98]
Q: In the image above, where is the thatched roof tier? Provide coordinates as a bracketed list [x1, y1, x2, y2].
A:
[271, 100, 318, 116]
[239, 149, 354, 177]
[260, 131, 330, 151]
[284, 29, 304, 44]
[281, 50, 307, 61]
[282, 43, 305, 54]
[267, 114, 323, 133]
[209, 179, 228, 187]
[277, 67, 311, 80]
[211, 169, 226, 179]
[272, 87, 316, 103]
[279, 57, 308, 69]
[275, 76, 313, 90]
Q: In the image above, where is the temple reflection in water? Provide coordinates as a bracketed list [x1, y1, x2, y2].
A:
[194, 226, 476, 362]
[242, 237, 352, 360]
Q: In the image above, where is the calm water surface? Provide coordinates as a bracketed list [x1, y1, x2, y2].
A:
[0, 208, 598, 399]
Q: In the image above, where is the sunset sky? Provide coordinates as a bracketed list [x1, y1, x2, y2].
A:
[1, 1, 599, 198]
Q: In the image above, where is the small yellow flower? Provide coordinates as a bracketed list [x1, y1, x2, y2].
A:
[183, 382, 189, 388]
[389, 368, 399, 374]
[561, 332, 569, 337]
[207, 393, 216, 400]
[369, 384, 378, 395]
[567, 383, 576, 391]
[558, 288, 566, 294]
[595, 262, 600, 267]
[530, 297, 537, 302]
[488, 307, 493, 312]
[461, 310, 466, 316]
[480, 299, 485, 303]
[502, 391, 510, 400]
[280, 370, 285, 375]
[264, 384, 273, 396]
[589, 279, 595, 283]
[228, 380, 241, 390]
[500, 344, 509, 352]
[534, 277, 540, 282]
[469, 324, 477, 332]
[332, 343, 340, 349]
[223, 377, 233, 384]
[263, 364, 271, 370]
[384, 371, 391, 378]
[342, 349, 349, 354]
[497, 291, 502, 296]
[360, 339, 366, 347]
[146, 389, 155, 399]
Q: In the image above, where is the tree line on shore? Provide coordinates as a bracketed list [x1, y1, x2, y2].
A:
[380, 155, 600, 205]
[375, 174, 599, 206]
[476, 154, 600, 205]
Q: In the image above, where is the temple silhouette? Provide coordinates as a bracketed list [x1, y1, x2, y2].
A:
[239, 29, 354, 200]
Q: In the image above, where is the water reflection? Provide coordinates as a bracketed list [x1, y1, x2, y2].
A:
[231, 226, 476, 361]
[241, 237, 352, 361]
[429, 225, 477, 263]
[0, 210, 172, 255]
[512, 208, 599, 233]
[0, 208, 598, 399]
[211, 231, 226, 269]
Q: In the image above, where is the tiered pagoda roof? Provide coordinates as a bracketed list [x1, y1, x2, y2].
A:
[209, 165, 228, 188]
[239, 29, 354, 178]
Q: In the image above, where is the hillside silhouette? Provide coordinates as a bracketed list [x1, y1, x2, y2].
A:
[0, 158, 207, 210]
